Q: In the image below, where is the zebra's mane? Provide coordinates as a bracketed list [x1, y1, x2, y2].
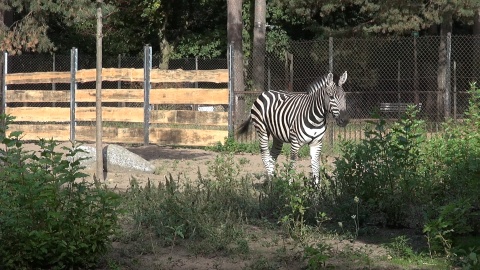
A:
[306, 73, 340, 94]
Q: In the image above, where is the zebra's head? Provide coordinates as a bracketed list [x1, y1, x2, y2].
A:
[324, 71, 349, 127]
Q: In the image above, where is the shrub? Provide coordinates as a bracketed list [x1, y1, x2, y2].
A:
[421, 83, 480, 257]
[0, 114, 121, 270]
[333, 106, 427, 227]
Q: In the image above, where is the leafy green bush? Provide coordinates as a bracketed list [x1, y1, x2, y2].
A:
[334, 106, 427, 227]
[423, 200, 473, 257]
[209, 136, 310, 158]
[208, 136, 260, 153]
[421, 83, 480, 257]
[0, 115, 121, 269]
[332, 82, 480, 261]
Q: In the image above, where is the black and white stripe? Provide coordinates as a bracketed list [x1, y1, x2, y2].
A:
[237, 71, 348, 185]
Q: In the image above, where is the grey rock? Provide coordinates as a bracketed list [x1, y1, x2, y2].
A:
[69, 145, 97, 166]
[103, 144, 156, 173]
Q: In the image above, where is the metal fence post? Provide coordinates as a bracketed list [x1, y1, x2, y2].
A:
[1, 51, 7, 115]
[329, 37, 333, 72]
[445, 32, 452, 119]
[453, 60, 457, 120]
[192, 56, 198, 111]
[328, 37, 334, 146]
[228, 43, 234, 138]
[117, 54, 122, 89]
[143, 45, 152, 145]
[70, 47, 78, 142]
[52, 53, 56, 107]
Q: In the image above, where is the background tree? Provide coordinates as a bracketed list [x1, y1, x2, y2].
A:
[228, 0, 246, 124]
[252, 0, 266, 91]
[104, 0, 227, 61]
[272, 0, 480, 118]
[0, 0, 118, 56]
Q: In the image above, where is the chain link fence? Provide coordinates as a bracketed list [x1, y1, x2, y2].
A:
[239, 35, 480, 145]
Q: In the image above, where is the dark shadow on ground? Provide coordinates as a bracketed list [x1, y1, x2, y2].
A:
[127, 145, 214, 161]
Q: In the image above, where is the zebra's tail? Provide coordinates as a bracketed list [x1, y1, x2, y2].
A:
[236, 116, 252, 136]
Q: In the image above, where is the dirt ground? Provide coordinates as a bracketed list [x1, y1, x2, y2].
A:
[81, 143, 317, 190]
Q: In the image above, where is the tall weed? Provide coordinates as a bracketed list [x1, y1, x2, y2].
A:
[123, 153, 258, 254]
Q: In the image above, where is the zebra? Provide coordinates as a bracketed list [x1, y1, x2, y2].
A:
[236, 71, 348, 185]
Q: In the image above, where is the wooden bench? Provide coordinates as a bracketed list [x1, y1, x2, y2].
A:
[379, 102, 422, 114]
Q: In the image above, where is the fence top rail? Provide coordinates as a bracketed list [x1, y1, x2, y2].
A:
[5, 68, 229, 84]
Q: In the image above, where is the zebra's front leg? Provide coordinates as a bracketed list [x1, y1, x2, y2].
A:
[309, 142, 322, 186]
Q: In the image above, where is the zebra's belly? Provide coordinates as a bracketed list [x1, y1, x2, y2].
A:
[267, 125, 326, 145]
[295, 126, 326, 145]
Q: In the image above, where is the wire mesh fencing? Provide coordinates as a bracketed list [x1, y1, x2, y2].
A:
[238, 35, 480, 144]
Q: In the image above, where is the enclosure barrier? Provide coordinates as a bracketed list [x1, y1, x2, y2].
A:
[1, 47, 230, 147]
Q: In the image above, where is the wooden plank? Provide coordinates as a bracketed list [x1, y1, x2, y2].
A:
[77, 68, 143, 83]
[7, 90, 71, 102]
[7, 107, 70, 122]
[6, 88, 228, 104]
[9, 124, 70, 141]
[76, 89, 143, 102]
[76, 126, 144, 144]
[6, 107, 143, 123]
[76, 107, 144, 122]
[5, 106, 226, 125]
[7, 124, 227, 146]
[6, 89, 143, 103]
[76, 126, 226, 146]
[150, 69, 228, 83]
[149, 128, 228, 146]
[5, 68, 228, 84]
[6, 72, 71, 84]
[150, 110, 228, 126]
[150, 89, 228, 104]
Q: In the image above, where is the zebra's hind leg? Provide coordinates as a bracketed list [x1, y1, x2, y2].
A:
[287, 142, 301, 184]
[270, 138, 283, 162]
[257, 132, 276, 178]
[309, 142, 323, 187]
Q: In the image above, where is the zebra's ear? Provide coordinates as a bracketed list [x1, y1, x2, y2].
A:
[327, 72, 334, 85]
[339, 71, 347, 86]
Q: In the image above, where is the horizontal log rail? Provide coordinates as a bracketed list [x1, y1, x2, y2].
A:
[10, 124, 228, 146]
[5, 68, 229, 84]
[7, 107, 228, 126]
[6, 88, 229, 104]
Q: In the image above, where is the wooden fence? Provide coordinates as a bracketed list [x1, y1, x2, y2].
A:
[3, 65, 230, 146]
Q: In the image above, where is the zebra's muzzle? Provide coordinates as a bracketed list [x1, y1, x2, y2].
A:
[334, 113, 349, 127]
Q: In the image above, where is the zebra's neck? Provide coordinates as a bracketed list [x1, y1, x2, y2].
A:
[304, 91, 328, 127]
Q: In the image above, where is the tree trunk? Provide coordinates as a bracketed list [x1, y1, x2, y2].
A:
[436, 11, 452, 121]
[159, 36, 172, 70]
[252, 0, 266, 92]
[0, 9, 4, 115]
[227, 0, 245, 126]
[423, 24, 438, 119]
[95, 0, 104, 180]
[159, 18, 171, 70]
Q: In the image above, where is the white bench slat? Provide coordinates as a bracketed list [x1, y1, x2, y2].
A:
[379, 103, 422, 112]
